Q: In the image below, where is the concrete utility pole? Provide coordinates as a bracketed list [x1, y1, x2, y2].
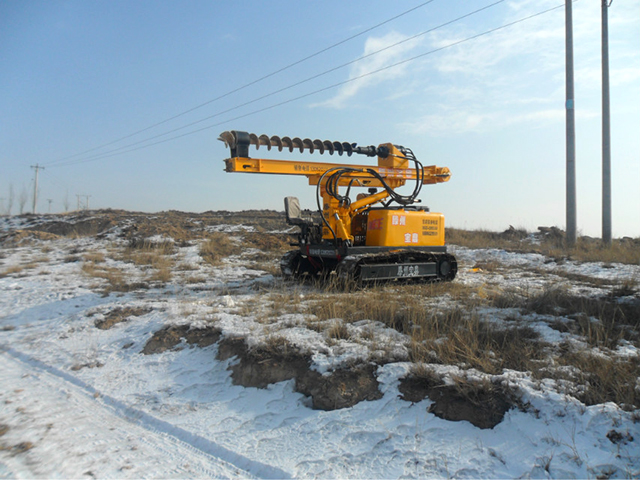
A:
[31, 164, 45, 214]
[565, 0, 577, 247]
[602, 0, 612, 245]
[76, 194, 91, 210]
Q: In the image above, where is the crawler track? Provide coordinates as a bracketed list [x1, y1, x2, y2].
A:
[281, 249, 457, 285]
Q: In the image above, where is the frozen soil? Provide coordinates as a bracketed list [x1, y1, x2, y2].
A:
[1, 210, 639, 478]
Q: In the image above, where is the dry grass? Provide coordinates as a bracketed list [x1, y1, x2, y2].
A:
[127, 237, 175, 254]
[148, 264, 173, 283]
[288, 279, 639, 408]
[0, 265, 24, 278]
[263, 288, 306, 317]
[184, 275, 206, 284]
[9, 210, 637, 409]
[105, 239, 177, 284]
[261, 335, 295, 356]
[550, 347, 640, 410]
[176, 262, 199, 271]
[242, 232, 291, 254]
[407, 309, 546, 374]
[485, 285, 640, 349]
[250, 260, 281, 276]
[447, 227, 640, 265]
[446, 227, 528, 250]
[81, 262, 148, 293]
[83, 252, 106, 263]
[120, 240, 174, 266]
[305, 287, 547, 374]
[200, 232, 243, 265]
[327, 320, 350, 340]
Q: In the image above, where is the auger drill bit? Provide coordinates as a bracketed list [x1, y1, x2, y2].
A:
[219, 130, 382, 158]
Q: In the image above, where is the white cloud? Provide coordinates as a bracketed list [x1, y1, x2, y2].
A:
[313, 31, 424, 109]
[313, 0, 639, 130]
[402, 106, 597, 137]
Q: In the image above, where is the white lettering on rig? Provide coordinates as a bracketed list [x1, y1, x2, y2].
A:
[397, 265, 420, 277]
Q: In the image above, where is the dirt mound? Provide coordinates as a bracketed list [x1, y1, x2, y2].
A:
[216, 337, 382, 410]
[1, 229, 61, 245]
[142, 325, 221, 354]
[537, 226, 565, 241]
[296, 364, 383, 410]
[500, 225, 528, 240]
[218, 337, 311, 389]
[399, 374, 517, 429]
[36, 217, 118, 237]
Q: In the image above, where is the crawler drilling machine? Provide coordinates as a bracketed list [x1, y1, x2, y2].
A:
[219, 130, 456, 284]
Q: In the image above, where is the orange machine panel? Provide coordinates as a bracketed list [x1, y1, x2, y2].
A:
[365, 209, 445, 247]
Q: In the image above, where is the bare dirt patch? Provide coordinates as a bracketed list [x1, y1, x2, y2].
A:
[1, 441, 35, 455]
[217, 337, 311, 389]
[399, 374, 518, 429]
[216, 337, 382, 410]
[141, 325, 221, 354]
[296, 364, 383, 410]
[35, 217, 117, 237]
[70, 361, 104, 371]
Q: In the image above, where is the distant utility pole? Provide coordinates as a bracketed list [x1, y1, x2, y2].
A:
[31, 164, 45, 214]
[76, 194, 91, 210]
[602, 0, 612, 245]
[47, 199, 53, 213]
[565, 0, 577, 247]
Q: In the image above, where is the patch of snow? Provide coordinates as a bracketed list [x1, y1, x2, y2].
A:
[206, 224, 256, 233]
[0, 233, 638, 478]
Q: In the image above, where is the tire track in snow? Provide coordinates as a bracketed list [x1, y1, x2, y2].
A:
[1, 346, 291, 479]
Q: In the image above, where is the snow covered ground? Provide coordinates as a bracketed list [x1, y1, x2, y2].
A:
[0, 213, 638, 479]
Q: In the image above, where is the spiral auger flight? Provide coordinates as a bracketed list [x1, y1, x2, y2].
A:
[219, 130, 380, 157]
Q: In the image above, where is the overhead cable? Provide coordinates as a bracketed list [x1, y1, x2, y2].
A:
[47, 0, 505, 167]
[49, 3, 564, 168]
[43, 0, 438, 167]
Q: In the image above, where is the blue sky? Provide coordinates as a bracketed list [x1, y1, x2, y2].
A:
[1, 0, 639, 237]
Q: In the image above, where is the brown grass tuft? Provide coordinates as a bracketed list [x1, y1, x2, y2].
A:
[200, 233, 242, 265]
[447, 227, 640, 265]
[551, 347, 640, 410]
[81, 262, 149, 293]
[0, 265, 24, 278]
[83, 252, 105, 263]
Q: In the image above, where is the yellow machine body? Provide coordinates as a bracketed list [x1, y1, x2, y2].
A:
[218, 130, 458, 283]
[365, 209, 445, 247]
[221, 138, 451, 246]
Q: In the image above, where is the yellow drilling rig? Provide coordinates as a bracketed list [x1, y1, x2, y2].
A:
[219, 130, 456, 284]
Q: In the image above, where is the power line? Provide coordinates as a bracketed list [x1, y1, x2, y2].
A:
[49, 2, 565, 169]
[47, 0, 506, 168]
[44, 0, 438, 167]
